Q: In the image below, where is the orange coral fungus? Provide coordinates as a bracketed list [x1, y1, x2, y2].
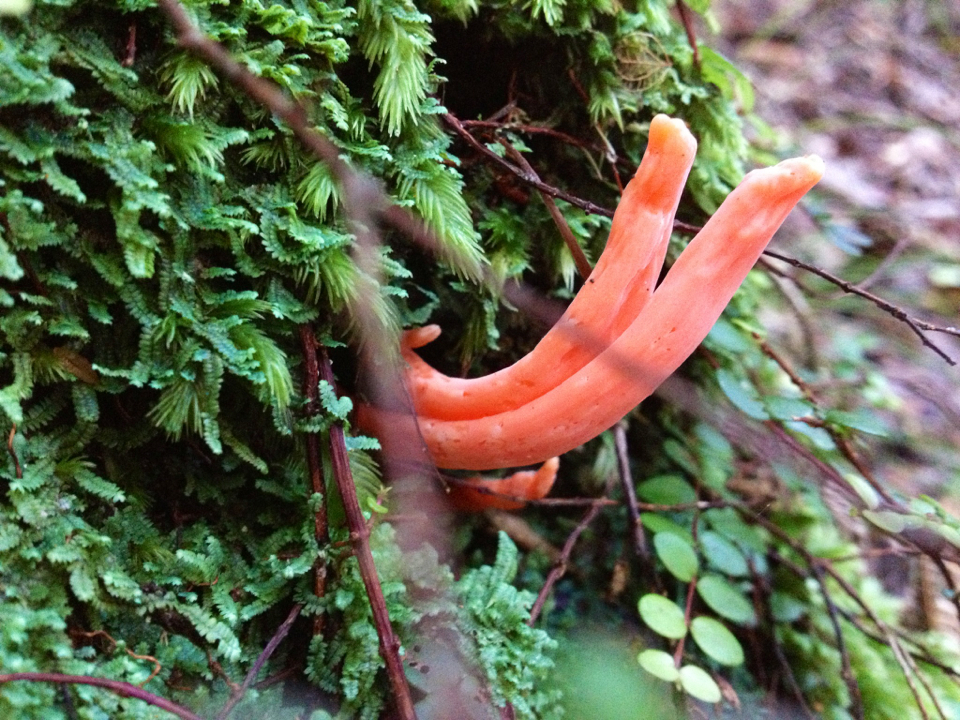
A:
[446, 457, 560, 511]
[402, 115, 697, 421]
[363, 152, 824, 472]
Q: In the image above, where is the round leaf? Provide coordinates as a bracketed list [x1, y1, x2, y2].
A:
[716, 369, 768, 420]
[638, 594, 687, 639]
[690, 617, 744, 666]
[637, 474, 696, 505]
[700, 531, 748, 577]
[637, 649, 679, 682]
[696, 574, 756, 627]
[654, 532, 699, 582]
[679, 665, 722, 703]
[641, 514, 694, 545]
[770, 592, 807, 623]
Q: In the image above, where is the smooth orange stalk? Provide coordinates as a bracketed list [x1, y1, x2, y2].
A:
[402, 115, 698, 421]
[399, 155, 825, 469]
[446, 457, 560, 511]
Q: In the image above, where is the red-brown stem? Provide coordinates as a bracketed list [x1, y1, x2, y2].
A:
[0, 673, 202, 720]
[672, 512, 700, 667]
[444, 112, 615, 219]
[298, 325, 330, 635]
[675, 0, 701, 69]
[528, 497, 607, 625]
[499, 140, 593, 280]
[613, 422, 649, 564]
[215, 604, 302, 720]
[7, 424, 21, 479]
[763, 249, 956, 365]
[319, 349, 417, 720]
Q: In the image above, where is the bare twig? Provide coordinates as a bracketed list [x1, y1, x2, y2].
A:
[121, 21, 137, 67]
[319, 350, 417, 720]
[762, 421, 865, 506]
[528, 496, 608, 625]
[449, 112, 704, 235]
[752, 563, 819, 720]
[462, 118, 603, 153]
[0, 673, 203, 720]
[70, 630, 162, 687]
[499, 139, 593, 280]
[675, 0, 702, 68]
[7, 424, 21, 479]
[216, 604, 303, 720]
[613, 422, 649, 563]
[528, 471, 616, 625]
[763, 249, 958, 366]
[298, 326, 330, 636]
[754, 334, 895, 504]
[672, 512, 701, 667]
[810, 563, 865, 720]
[444, 112, 615, 219]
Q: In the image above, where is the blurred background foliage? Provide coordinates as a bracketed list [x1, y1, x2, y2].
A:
[1, 0, 959, 718]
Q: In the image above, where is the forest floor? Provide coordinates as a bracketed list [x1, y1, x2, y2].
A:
[711, 0, 960, 502]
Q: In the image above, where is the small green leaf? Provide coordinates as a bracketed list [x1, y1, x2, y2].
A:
[862, 510, 907, 534]
[716, 369, 768, 420]
[69, 566, 96, 601]
[690, 617, 744, 666]
[705, 318, 752, 353]
[638, 594, 687, 639]
[844, 474, 880, 510]
[637, 474, 696, 505]
[700, 531, 748, 577]
[641, 514, 694, 545]
[638, 649, 679, 682]
[824, 409, 889, 437]
[764, 396, 813, 422]
[654, 532, 698, 582]
[784, 420, 835, 450]
[704, 508, 767, 554]
[771, 592, 807, 623]
[696, 574, 756, 626]
[679, 665, 722, 703]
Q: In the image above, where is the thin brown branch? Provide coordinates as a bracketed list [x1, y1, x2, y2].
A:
[447, 112, 703, 234]
[528, 472, 616, 625]
[762, 420, 868, 506]
[462, 118, 599, 152]
[613, 422, 650, 563]
[810, 562, 865, 719]
[763, 249, 958, 366]
[675, 0, 701, 69]
[755, 509, 953, 719]
[444, 112, 615, 219]
[499, 139, 593, 280]
[121, 21, 137, 67]
[0, 673, 203, 720]
[752, 563, 819, 720]
[215, 604, 302, 720]
[744, 515, 865, 717]
[7, 424, 21, 479]
[833, 605, 960, 680]
[298, 325, 330, 635]
[672, 511, 701, 667]
[319, 349, 417, 720]
[754, 335, 894, 504]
